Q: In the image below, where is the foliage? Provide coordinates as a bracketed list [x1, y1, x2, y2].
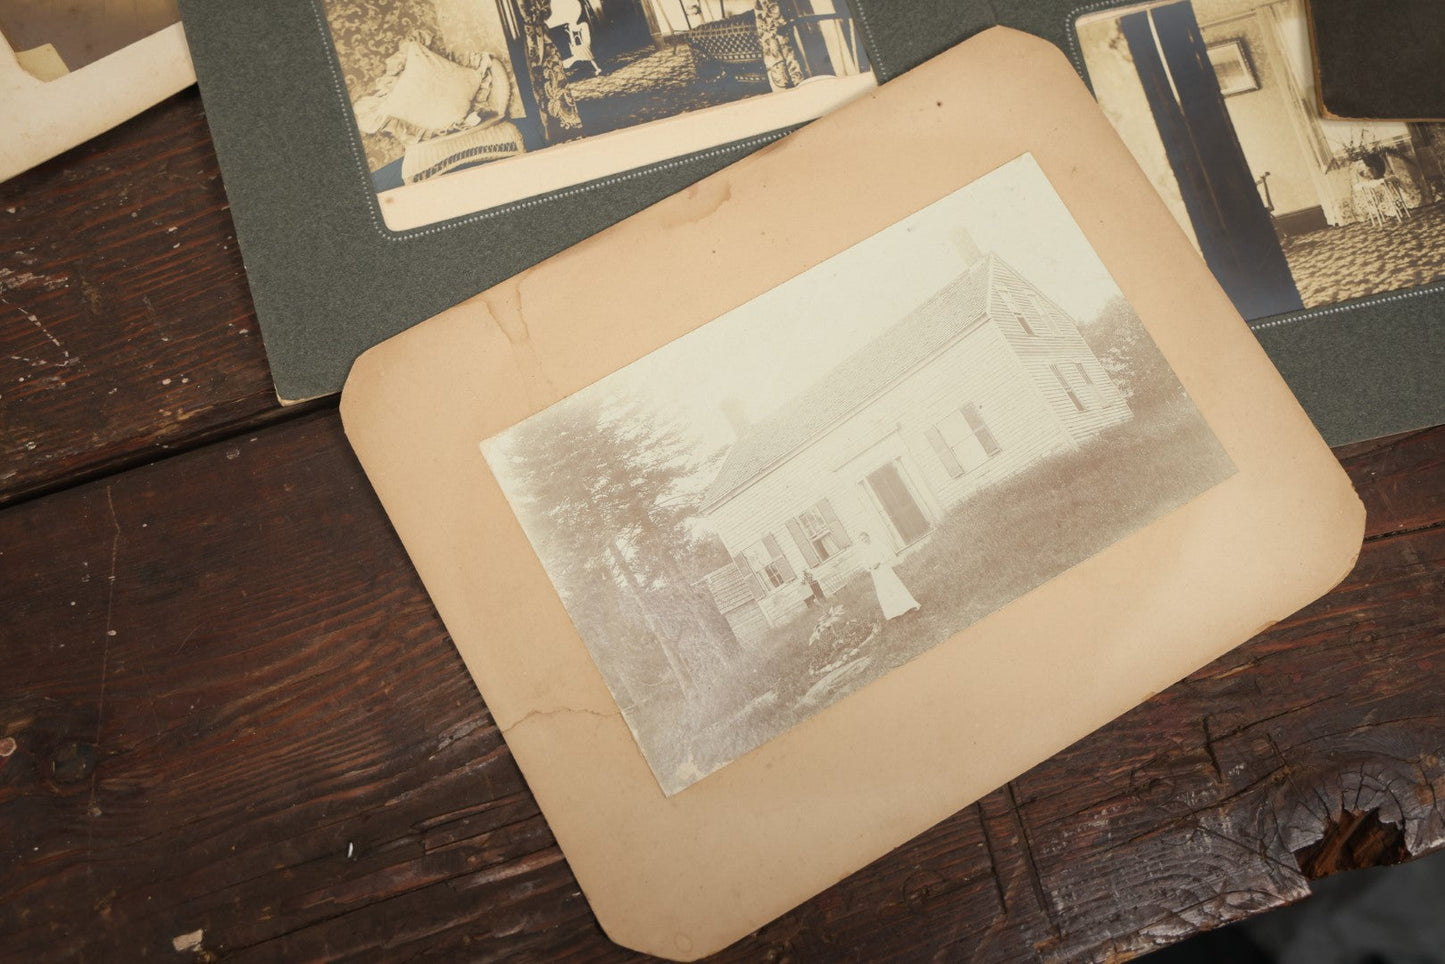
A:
[491, 390, 736, 709]
[1335, 129, 1410, 178]
[805, 605, 878, 675]
[1082, 296, 1189, 413]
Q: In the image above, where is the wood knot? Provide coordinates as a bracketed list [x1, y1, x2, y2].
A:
[1294, 809, 1410, 880]
[903, 868, 947, 911]
[49, 740, 96, 784]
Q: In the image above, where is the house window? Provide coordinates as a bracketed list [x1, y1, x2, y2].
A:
[738, 533, 795, 596]
[1050, 362, 1087, 411]
[1071, 361, 1101, 407]
[994, 289, 1040, 338]
[926, 403, 1002, 478]
[786, 498, 852, 567]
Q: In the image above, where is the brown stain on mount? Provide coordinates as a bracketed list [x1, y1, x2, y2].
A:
[656, 179, 733, 231]
[478, 279, 559, 410]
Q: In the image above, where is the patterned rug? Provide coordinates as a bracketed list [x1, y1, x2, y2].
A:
[569, 45, 700, 100]
[1283, 201, 1445, 308]
[568, 43, 769, 134]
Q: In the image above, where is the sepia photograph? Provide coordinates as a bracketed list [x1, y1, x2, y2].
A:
[321, 0, 875, 227]
[1077, 0, 1445, 322]
[481, 154, 1237, 795]
[0, 0, 179, 81]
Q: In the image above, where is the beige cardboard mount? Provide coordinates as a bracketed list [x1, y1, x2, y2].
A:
[1, 24, 194, 183]
[341, 27, 1363, 961]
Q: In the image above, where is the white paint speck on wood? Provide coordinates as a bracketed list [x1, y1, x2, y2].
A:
[171, 929, 203, 953]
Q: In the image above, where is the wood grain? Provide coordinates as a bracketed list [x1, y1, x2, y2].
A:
[1, 411, 1441, 962]
[1336, 427, 1445, 539]
[0, 89, 288, 509]
[2, 77, 1443, 963]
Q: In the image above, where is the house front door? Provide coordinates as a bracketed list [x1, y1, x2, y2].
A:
[866, 462, 930, 547]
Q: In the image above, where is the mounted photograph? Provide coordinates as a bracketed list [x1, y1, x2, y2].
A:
[1077, 0, 1445, 321]
[481, 153, 1237, 796]
[319, 0, 876, 230]
[0, 0, 179, 81]
[0, 0, 193, 183]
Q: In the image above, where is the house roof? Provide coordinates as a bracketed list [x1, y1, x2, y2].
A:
[700, 255, 998, 513]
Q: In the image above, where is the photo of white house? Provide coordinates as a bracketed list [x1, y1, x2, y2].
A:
[481, 154, 1235, 795]
[700, 245, 1133, 645]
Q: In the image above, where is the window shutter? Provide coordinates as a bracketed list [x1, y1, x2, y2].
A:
[787, 518, 822, 567]
[926, 425, 965, 478]
[733, 554, 766, 601]
[1023, 293, 1050, 334]
[1071, 362, 1098, 408]
[962, 403, 1001, 456]
[1051, 363, 1086, 411]
[818, 498, 851, 547]
[763, 533, 796, 582]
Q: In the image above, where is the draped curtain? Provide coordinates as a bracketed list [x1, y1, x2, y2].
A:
[516, 0, 583, 141]
[754, 0, 804, 90]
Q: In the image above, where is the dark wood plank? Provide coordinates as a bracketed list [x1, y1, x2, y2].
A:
[1336, 427, 1445, 539]
[1, 415, 1442, 962]
[0, 89, 285, 508]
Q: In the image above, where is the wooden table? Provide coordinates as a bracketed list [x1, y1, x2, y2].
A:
[2, 90, 1443, 963]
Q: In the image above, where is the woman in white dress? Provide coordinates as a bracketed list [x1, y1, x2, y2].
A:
[857, 531, 920, 619]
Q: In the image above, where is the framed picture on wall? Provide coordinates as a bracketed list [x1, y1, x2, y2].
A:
[1207, 38, 1259, 95]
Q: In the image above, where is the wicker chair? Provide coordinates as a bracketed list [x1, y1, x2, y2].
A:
[681, 8, 867, 88]
[682, 11, 769, 86]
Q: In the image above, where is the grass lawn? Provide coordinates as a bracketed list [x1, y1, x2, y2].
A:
[645, 396, 1236, 790]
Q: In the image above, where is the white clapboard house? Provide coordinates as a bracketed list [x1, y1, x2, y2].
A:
[698, 243, 1133, 645]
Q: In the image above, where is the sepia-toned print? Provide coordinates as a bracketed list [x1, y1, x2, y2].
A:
[1077, 0, 1445, 322]
[481, 154, 1237, 796]
[0, 0, 179, 81]
[320, 0, 875, 228]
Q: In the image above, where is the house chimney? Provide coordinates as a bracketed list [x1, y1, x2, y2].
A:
[720, 396, 751, 440]
[951, 228, 983, 268]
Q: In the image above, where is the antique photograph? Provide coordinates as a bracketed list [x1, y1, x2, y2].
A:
[481, 154, 1237, 795]
[1078, 0, 1445, 322]
[320, 0, 875, 228]
[0, 0, 179, 81]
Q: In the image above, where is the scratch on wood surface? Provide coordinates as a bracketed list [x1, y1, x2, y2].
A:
[88, 486, 123, 823]
[1202, 716, 1224, 784]
[432, 716, 493, 755]
[974, 800, 1010, 915]
[2, 296, 78, 372]
[174, 626, 199, 655]
[1005, 782, 1061, 937]
[0, 267, 68, 291]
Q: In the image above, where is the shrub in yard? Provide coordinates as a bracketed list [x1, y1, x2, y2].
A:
[806, 605, 878, 675]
